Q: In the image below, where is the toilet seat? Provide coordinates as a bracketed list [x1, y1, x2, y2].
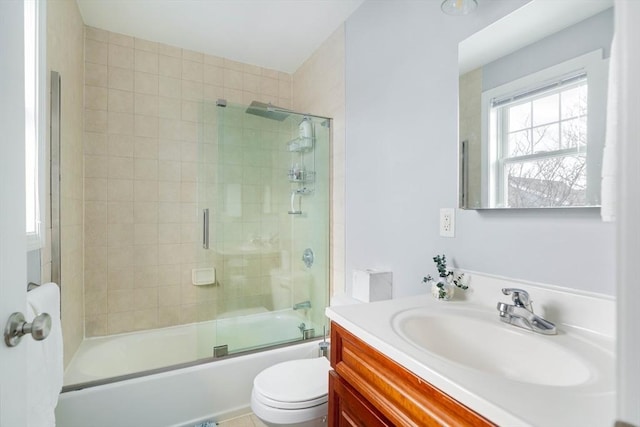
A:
[253, 357, 330, 410]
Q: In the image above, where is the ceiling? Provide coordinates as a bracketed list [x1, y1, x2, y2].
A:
[459, 0, 613, 74]
[76, 0, 366, 73]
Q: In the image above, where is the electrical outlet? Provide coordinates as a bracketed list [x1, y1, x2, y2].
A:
[440, 208, 455, 237]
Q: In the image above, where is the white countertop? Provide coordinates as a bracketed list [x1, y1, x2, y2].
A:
[326, 273, 616, 427]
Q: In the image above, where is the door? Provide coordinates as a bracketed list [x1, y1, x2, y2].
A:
[0, 1, 28, 426]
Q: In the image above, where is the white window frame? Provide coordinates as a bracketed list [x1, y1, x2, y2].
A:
[25, 0, 46, 250]
[480, 50, 608, 208]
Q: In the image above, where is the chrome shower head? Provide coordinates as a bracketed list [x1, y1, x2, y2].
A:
[245, 101, 290, 121]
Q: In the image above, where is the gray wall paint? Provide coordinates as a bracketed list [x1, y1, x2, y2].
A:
[483, 8, 613, 91]
[344, 0, 615, 297]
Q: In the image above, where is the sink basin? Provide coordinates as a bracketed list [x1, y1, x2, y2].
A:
[391, 307, 599, 387]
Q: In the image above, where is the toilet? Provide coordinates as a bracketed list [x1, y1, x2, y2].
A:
[251, 357, 331, 427]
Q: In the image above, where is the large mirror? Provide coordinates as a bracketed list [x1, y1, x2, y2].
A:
[459, 0, 613, 209]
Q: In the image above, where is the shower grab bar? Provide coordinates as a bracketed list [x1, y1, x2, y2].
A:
[202, 209, 209, 249]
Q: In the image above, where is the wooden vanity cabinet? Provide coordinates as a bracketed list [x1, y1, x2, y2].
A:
[329, 322, 495, 427]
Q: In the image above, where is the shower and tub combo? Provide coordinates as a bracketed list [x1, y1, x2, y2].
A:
[57, 99, 331, 425]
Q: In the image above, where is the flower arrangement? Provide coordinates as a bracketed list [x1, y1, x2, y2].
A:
[422, 254, 468, 300]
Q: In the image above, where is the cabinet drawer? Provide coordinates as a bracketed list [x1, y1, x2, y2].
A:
[329, 370, 393, 427]
[330, 322, 494, 427]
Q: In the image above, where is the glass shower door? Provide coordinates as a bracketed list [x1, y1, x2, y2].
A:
[196, 100, 330, 357]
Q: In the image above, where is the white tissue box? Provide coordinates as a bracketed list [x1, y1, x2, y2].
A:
[352, 269, 392, 302]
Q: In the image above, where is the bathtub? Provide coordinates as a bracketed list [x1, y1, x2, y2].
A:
[63, 308, 313, 385]
[56, 339, 323, 427]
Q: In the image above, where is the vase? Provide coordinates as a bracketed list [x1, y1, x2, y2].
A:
[430, 277, 455, 301]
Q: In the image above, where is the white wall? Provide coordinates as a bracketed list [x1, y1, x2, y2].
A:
[344, 0, 615, 297]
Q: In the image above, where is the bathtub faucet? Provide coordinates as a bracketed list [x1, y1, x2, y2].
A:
[293, 300, 311, 310]
[497, 288, 557, 335]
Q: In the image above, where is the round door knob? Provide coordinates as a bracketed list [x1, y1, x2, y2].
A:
[25, 313, 52, 341]
[4, 312, 52, 347]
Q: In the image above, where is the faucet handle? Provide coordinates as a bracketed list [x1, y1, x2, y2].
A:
[502, 288, 531, 308]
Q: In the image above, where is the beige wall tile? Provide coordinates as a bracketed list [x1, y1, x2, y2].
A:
[135, 71, 159, 95]
[204, 54, 224, 66]
[85, 39, 108, 65]
[109, 32, 134, 48]
[135, 158, 158, 180]
[108, 266, 134, 290]
[85, 178, 107, 201]
[84, 131, 108, 155]
[85, 155, 109, 178]
[86, 63, 108, 87]
[158, 97, 181, 119]
[135, 223, 158, 245]
[107, 223, 134, 247]
[84, 109, 107, 132]
[107, 201, 134, 224]
[204, 64, 224, 86]
[108, 156, 134, 179]
[182, 60, 203, 82]
[134, 137, 158, 159]
[134, 93, 158, 116]
[159, 140, 182, 160]
[108, 88, 134, 113]
[181, 80, 203, 100]
[158, 160, 181, 181]
[108, 178, 134, 201]
[135, 38, 158, 53]
[135, 50, 158, 74]
[108, 134, 135, 157]
[108, 66, 134, 91]
[134, 115, 159, 137]
[159, 76, 181, 98]
[134, 180, 159, 201]
[158, 43, 181, 58]
[86, 26, 108, 42]
[108, 44, 134, 69]
[134, 201, 158, 224]
[107, 111, 134, 135]
[159, 55, 182, 78]
[182, 49, 203, 63]
[224, 68, 243, 90]
[134, 266, 158, 288]
[158, 202, 181, 223]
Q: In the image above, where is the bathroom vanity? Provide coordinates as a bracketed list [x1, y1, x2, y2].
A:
[329, 322, 493, 426]
[326, 272, 616, 426]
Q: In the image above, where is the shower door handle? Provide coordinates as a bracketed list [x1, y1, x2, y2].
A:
[202, 208, 209, 249]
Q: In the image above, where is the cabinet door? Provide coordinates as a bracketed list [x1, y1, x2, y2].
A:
[329, 371, 392, 427]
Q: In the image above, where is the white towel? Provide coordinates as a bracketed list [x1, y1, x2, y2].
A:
[26, 282, 63, 427]
[601, 34, 618, 222]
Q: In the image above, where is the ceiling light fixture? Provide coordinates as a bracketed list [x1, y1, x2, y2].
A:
[441, 0, 478, 16]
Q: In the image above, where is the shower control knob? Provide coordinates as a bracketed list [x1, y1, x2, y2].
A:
[302, 248, 314, 268]
[4, 312, 52, 347]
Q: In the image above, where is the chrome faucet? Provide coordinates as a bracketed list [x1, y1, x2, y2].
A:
[497, 288, 557, 335]
[293, 300, 311, 310]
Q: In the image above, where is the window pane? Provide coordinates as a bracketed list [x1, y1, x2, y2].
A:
[561, 84, 588, 119]
[507, 129, 530, 157]
[505, 154, 587, 208]
[508, 102, 531, 132]
[561, 117, 587, 149]
[532, 123, 559, 153]
[532, 93, 559, 126]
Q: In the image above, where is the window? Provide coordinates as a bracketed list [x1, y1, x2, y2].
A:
[493, 75, 588, 207]
[25, 0, 45, 250]
[482, 50, 607, 208]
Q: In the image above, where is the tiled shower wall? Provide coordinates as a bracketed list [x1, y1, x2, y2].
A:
[293, 25, 346, 296]
[82, 26, 293, 336]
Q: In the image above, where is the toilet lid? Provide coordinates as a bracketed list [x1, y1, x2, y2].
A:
[253, 357, 330, 409]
